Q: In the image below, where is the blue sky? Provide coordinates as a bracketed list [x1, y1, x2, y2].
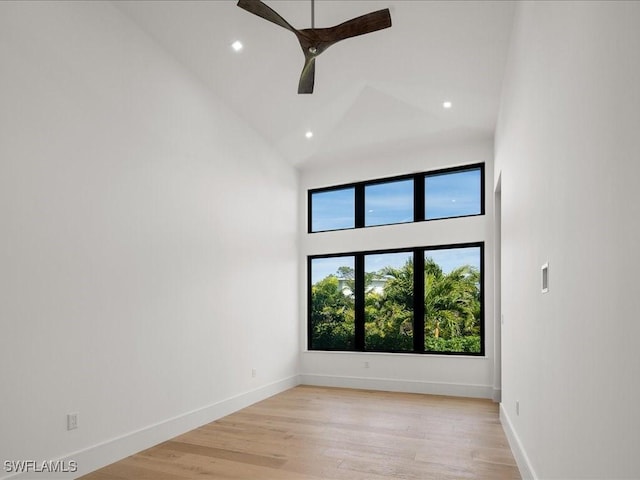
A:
[365, 251, 413, 273]
[311, 187, 354, 232]
[311, 256, 355, 284]
[425, 168, 481, 220]
[311, 247, 480, 284]
[365, 180, 413, 227]
[426, 247, 481, 273]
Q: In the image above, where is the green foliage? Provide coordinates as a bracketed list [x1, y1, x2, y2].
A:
[312, 320, 355, 350]
[310, 275, 355, 350]
[310, 257, 481, 354]
[425, 335, 481, 353]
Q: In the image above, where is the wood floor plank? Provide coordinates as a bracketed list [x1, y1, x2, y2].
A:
[79, 386, 521, 480]
[159, 441, 287, 469]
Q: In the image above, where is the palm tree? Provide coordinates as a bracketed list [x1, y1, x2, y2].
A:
[365, 260, 414, 351]
[424, 258, 480, 344]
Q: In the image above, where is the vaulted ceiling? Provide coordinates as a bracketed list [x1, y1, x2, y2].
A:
[116, 0, 515, 169]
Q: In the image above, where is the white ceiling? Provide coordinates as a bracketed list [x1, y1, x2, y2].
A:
[116, 0, 516, 170]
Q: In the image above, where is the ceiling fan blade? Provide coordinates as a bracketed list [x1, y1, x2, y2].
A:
[237, 0, 296, 33]
[298, 56, 316, 94]
[323, 9, 392, 43]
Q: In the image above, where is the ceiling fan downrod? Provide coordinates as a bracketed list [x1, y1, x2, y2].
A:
[308, 0, 316, 54]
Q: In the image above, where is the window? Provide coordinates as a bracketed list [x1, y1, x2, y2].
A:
[365, 179, 413, 227]
[309, 255, 356, 350]
[308, 243, 484, 355]
[364, 250, 414, 352]
[424, 245, 482, 353]
[309, 186, 355, 232]
[425, 166, 482, 220]
[308, 164, 484, 233]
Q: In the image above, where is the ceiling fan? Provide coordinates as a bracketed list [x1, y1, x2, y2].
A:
[237, 0, 392, 94]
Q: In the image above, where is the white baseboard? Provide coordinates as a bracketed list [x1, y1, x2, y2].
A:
[300, 373, 493, 399]
[499, 403, 537, 480]
[492, 387, 502, 403]
[2, 375, 300, 480]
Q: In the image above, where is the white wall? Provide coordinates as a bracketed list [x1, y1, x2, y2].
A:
[0, 2, 298, 478]
[495, 2, 640, 479]
[299, 140, 498, 399]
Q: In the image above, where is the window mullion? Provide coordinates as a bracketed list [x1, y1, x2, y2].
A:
[355, 184, 365, 229]
[414, 174, 425, 222]
[413, 249, 425, 353]
[354, 253, 365, 350]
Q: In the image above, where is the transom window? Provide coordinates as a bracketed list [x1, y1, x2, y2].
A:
[308, 164, 484, 233]
[365, 179, 414, 227]
[309, 186, 355, 232]
[425, 167, 482, 220]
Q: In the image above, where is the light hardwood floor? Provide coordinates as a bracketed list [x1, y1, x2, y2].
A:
[79, 386, 520, 480]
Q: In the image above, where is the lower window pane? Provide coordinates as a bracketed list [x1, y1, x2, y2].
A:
[310, 256, 355, 350]
[364, 252, 414, 352]
[424, 247, 481, 353]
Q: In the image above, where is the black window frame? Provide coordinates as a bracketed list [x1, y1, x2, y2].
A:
[307, 242, 485, 356]
[308, 163, 485, 233]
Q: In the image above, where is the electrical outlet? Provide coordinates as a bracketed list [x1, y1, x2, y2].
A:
[251, 369, 257, 378]
[67, 412, 79, 431]
[516, 401, 520, 416]
[364, 361, 370, 368]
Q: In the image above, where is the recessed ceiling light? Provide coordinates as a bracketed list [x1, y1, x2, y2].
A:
[305, 131, 313, 139]
[443, 101, 452, 109]
[231, 40, 243, 52]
